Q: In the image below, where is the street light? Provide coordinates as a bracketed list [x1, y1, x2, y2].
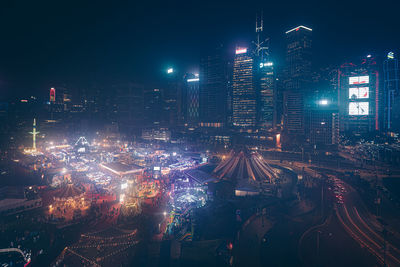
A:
[167, 68, 174, 74]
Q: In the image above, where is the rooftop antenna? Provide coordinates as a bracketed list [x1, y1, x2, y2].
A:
[253, 10, 270, 60]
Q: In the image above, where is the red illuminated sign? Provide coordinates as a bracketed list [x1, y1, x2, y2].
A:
[50, 88, 55, 102]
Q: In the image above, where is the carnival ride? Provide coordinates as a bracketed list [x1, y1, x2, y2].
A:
[49, 183, 89, 221]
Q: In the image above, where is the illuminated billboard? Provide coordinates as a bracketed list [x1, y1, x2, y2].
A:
[235, 48, 247, 54]
[349, 87, 369, 99]
[349, 76, 369, 85]
[349, 102, 369, 115]
[260, 62, 273, 68]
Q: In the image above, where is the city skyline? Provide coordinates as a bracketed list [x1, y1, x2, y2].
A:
[1, 0, 399, 99]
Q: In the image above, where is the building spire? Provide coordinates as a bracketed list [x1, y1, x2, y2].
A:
[253, 11, 270, 59]
[255, 11, 263, 33]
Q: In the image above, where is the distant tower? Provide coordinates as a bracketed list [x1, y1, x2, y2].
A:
[50, 87, 56, 102]
[29, 118, 39, 150]
[184, 74, 200, 125]
[383, 51, 399, 131]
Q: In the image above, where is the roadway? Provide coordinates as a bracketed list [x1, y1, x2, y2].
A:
[333, 175, 400, 266]
[273, 153, 400, 266]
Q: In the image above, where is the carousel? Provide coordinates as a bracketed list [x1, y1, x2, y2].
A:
[48, 183, 89, 221]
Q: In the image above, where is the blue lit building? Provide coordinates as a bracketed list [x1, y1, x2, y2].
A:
[383, 51, 400, 132]
[258, 61, 276, 128]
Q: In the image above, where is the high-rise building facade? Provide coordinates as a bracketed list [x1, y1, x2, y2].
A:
[258, 61, 276, 128]
[164, 68, 181, 126]
[283, 25, 312, 135]
[199, 45, 228, 126]
[232, 47, 256, 128]
[253, 15, 276, 129]
[285, 26, 312, 84]
[304, 67, 340, 148]
[383, 51, 400, 132]
[144, 88, 164, 126]
[305, 96, 339, 148]
[338, 56, 380, 134]
[184, 74, 200, 125]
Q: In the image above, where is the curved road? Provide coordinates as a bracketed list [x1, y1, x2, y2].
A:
[334, 175, 400, 266]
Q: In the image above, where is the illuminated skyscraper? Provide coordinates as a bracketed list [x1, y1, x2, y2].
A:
[232, 47, 256, 128]
[253, 14, 276, 129]
[258, 62, 275, 128]
[383, 51, 400, 132]
[285, 26, 312, 84]
[164, 68, 181, 126]
[283, 25, 312, 135]
[183, 73, 200, 125]
[339, 56, 380, 134]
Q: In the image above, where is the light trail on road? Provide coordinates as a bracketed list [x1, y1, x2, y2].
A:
[334, 178, 400, 266]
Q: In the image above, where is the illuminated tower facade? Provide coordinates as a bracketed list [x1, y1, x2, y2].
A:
[283, 25, 312, 135]
[253, 14, 276, 128]
[258, 62, 275, 128]
[383, 51, 400, 132]
[339, 56, 380, 134]
[232, 47, 256, 128]
[184, 74, 200, 125]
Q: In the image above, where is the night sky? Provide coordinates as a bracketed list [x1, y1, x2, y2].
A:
[0, 0, 399, 99]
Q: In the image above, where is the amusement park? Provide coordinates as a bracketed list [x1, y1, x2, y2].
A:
[2, 112, 398, 267]
[0, 118, 305, 266]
